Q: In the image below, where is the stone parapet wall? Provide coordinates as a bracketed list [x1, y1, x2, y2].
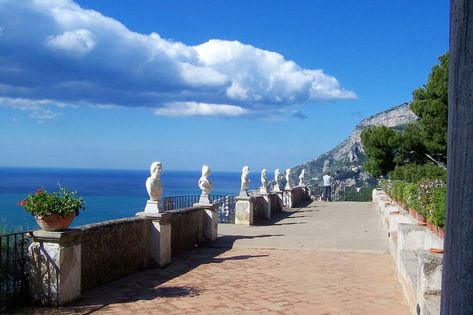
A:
[166, 207, 205, 257]
[78, 217, 151, 291]
[372, 189, 443, 315]
[252, 196, 267, 222]
[270, 192, 283, 215]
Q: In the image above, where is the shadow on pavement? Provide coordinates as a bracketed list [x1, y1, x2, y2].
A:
[16, 234, 275, 315]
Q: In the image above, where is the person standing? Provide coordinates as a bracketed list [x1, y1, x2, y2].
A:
[322, 172, 333, 201]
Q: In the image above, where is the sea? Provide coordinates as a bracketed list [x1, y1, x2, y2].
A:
[0, 167, 260, 232]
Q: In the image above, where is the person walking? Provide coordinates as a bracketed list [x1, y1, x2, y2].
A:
[323, 172, 333, 201]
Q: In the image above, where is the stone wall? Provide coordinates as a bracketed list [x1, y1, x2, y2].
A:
[166, 207, 206, 257]
[373, 189, 443, 315]
[252, 196, 266, 222]
[79, 217, 151, 291]
[270, 193, 282, 215]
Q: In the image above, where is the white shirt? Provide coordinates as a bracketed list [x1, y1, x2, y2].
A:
[323, 175, 333, 186]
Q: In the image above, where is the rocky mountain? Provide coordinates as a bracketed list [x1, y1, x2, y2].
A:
[291, 102, 417, 190]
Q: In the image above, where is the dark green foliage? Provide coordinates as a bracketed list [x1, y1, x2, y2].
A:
[360, 126, 400, 177]
[429, 186, 446, 227]
[390, 163, 447, 183]
[362, 53, 448, 179]
[410, 53, 448, 163]
[394, 123, 429, 165]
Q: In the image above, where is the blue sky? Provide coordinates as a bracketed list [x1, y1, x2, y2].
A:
[0, 0, 449, 172]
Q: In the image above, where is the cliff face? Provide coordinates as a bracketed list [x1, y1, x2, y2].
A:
[291, 103, 417, 188]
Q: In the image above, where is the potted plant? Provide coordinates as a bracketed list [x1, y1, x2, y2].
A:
[18, 187, 85, 231]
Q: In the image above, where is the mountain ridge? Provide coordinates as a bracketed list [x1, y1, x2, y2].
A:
[291, 102, 417, 189]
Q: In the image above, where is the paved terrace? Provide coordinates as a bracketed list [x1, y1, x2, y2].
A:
[20, 201, 409, 314]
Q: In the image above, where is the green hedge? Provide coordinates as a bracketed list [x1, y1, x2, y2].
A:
[390, 163, 447, 183]
[380, 178, 446, 227]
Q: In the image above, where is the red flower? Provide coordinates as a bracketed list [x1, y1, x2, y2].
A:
[17, 200, 26, 207]
[35, 189, 44, 195]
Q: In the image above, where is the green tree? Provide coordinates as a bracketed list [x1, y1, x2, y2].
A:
[360, 126, 400, 177]
[410, 53, 449, 163]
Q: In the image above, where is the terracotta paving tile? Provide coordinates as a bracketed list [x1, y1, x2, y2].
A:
[17, 202, 410, 315]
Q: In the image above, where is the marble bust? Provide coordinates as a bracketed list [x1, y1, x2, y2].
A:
[285, 168, 291, 190]
[240, 166, 250, 196]
[260, 169, 269, 193]
[298, 169, 305, 186]
[198, 164, 212, 203]
[146, 161, 162, 202]
[273, 169, 281, 192]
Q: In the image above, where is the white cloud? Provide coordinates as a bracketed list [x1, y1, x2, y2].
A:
[0, 97, 63, 121]
[46, 29, 96, 56]
[0, 0, 356, 118]
[154, 102, 249, 117]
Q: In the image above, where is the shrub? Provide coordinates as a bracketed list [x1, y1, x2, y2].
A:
[390, 163, 447, 183]
[380, 178, 446, 228]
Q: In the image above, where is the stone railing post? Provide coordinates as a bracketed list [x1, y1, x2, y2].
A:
[136, 212, 171, 267]
[28, 229, 82, 306]
[283, 189, 293, 208]
[193, 203, 218, 242]
[235, 196, 254, 225]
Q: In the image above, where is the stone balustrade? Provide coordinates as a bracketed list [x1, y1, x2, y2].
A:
[372, 189, 443, 315]
[235, 186, 310, 225]
[28, 204, 217, 306]
[26, 164, 309, 306]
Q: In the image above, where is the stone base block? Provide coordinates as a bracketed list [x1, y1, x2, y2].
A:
[144, 200, 161, 214]
[235, 196, 254, 225]
[28, 229, 82, 306]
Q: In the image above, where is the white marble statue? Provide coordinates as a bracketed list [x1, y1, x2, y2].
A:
[240, 166, 250, 196]
[298, 169, 306, 186]
[273, 169, 281, 192]
[198, 164, 212, 203]
[285, 168, 292, 190]
[260, 169, 269, 193]
[146, 161, 163, 202]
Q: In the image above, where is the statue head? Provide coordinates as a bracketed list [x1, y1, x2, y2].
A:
[242, 166, 250, 177]
[150, 161, 162, 177]
[201, 164, 210, 177]
[262, 169, 267, 178]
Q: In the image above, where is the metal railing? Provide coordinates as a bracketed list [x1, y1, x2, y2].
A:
[163, 195, 200, 211]
[210, 195, 236, 224]
[0, 231, 32, 312]
[163, 195, 236, 223]
[310, 185, 374, 202]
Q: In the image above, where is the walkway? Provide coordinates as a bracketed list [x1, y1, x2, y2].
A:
[19, 201, 409, 314]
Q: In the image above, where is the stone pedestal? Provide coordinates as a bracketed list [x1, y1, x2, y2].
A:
[193, 203, 218, 242]
[239, 189, 249, 197]
[144, 200, 161, 214]
[283, 189, 293, 208]
[136, 212, 171, 267]
[235, 196, 254, 225]
[198, 194, 211, 204]
[28, 229, 82, 306]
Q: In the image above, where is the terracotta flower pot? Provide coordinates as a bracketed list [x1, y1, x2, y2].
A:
[416, 213, 427, 224]
[437, 227, 445, 239]
[429, 248, 444, 254]
[35, 213, 76, 231]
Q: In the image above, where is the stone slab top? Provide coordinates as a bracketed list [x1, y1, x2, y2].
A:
[192, 203, 218, 210]
[235, 196, 253, 201]
[31, 228, 82, 245]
